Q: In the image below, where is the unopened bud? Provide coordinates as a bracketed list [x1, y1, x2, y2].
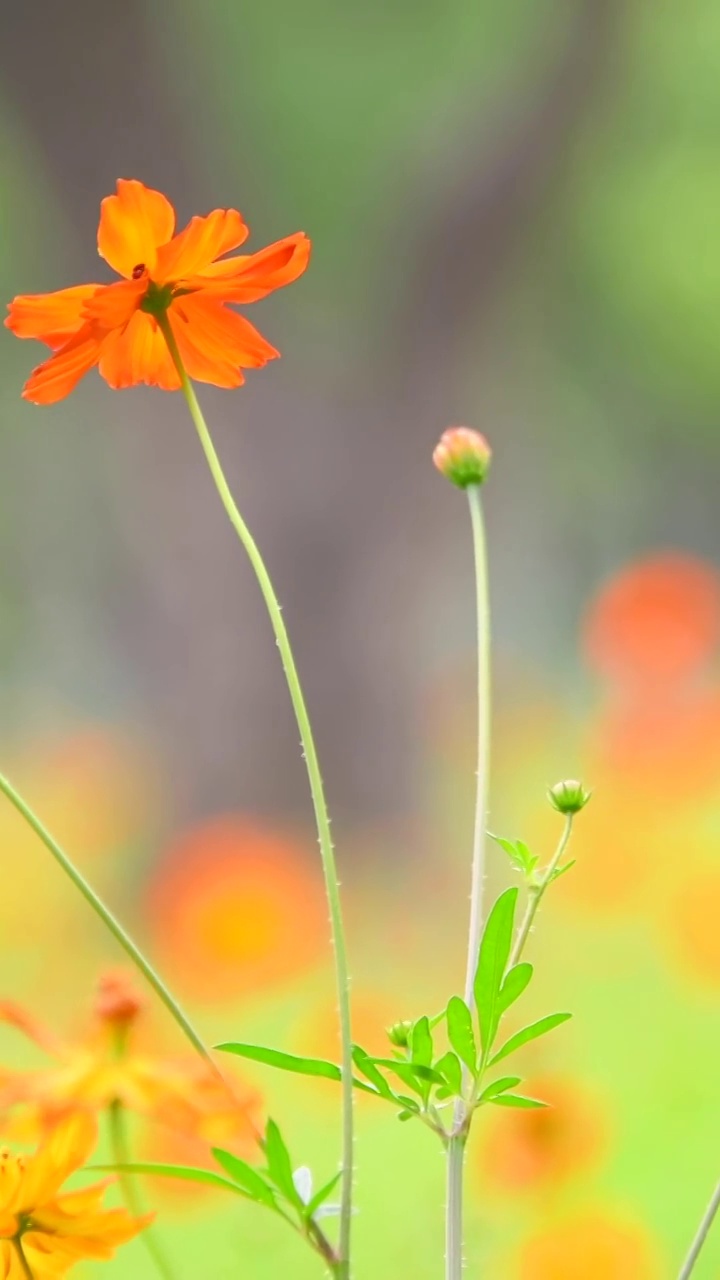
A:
[95, 971, 143, 1027]
[547, 779, 591, 816]
[387, 1020, 412, 1049]
[433, 427, 492, 489]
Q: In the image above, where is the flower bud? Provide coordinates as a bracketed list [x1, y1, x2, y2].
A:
[386, 1020, 412, 1049]
[433, 427, 492, 489]
[95, 971, 143, 1027]
[547, 779, 592, 815]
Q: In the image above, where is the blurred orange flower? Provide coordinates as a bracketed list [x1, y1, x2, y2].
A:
[146, 817, 327, 1001]
[517, 1209, 662, 1279]
[477, 1076, 606, 1194]
[0, 973, 259, 1148]
[0, 1111, 147, 1277]
[6, 178, 310, 403]
[582, 553, 720, 692]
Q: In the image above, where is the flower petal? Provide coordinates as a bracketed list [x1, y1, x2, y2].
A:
[5, 285, 101, 350]
[82, 278, 147, 329]
[0, 1241, 21, 1280]
[172, 294, 279, 369]
[169, 306, 244, 388]
[189, 231, 311, 302]
[97, 180, 176, 279]
[98, 312, 180, 391]
[22, 326, 104, 405]
[154, 208, 248, 283]
[17, 1112, 97, 1210]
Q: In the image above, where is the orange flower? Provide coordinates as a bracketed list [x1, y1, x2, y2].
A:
[517, 1209, 662, 1280]
[146, 817, 327, 1000]
[477, 1076, 606, 1194]
[6, 179, 310, 404]
[0, 1111, 147, 1277]
[0, 974, 259, 1148]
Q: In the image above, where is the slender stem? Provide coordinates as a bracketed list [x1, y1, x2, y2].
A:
[677, 1178, 720, 1280]
[0, 771, 217, 1074]
[108, 1100, 176, 1280]
[445, 1136, 465, 1280]
[462, 484, 491, 1007]
[447, 485, 491, 1277]
[509, 813, 574, 968]
[14, 1239, 34, 1280]
[158, 315, 354, 1278]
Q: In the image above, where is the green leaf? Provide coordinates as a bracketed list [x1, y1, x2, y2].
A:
[305, 1171, 342, 1219]
[410, 1016, 433, 1068]
[263, 1120, 302, 1208]
[548, 859, 576, 884]
[489, 1013, 572, 1066]
[490, 1093, 548, 1108]
[474, 887, 518, 1056]
[446, 996, 477, 1073]
[369, 1058, 445, 1084]
[93, 1161, 250, 1198]
[478, 1076, 521, 1101]
[351, 1047, 396, 1101]
[434, 1051, 463, 1097]
[498, 962, 533, 1012]
[216, 1043, 342, 1081]
[488, 834, 538, 874]
[212, 1149, 279, 1208]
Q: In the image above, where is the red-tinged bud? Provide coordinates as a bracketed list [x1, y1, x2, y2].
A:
[547, 779, 592, 816]
[95, 971, 143, 1028]
[433, 427, 492, 489]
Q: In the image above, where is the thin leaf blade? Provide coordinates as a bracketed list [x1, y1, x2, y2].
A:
[474, 887, 519, 1056]
[489, 1013, 572, 1067]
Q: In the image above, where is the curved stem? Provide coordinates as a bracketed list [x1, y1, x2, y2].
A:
[462, 484, 491, 1007]
[445, 1136, 465, 1280]
[677, 1178, 720, 1280]
[0, 772, 217, 1075]
[158, 316, 354, 1279]
[509, 813, 574, 968]
[14, 1239, 34, 1280]
[108, 1100, 176, 1280]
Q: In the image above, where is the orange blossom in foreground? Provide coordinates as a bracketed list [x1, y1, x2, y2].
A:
[0, 1111, 147, 1278]
[5, 179, 310, 403]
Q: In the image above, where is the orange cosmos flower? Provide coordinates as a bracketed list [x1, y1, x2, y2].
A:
[0, 1111, 147, 1278]
[5, 179, 310, 404]
[0, 973, 259, 1148]
[517, 1208, 662, 1280]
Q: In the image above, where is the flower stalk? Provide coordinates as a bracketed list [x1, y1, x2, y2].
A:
[0, 771, 217, 1074]
[158, 314, 354, 1279]
[677, 1177, 720, 1280]
[509, 813, 574, 968]
[108, 1100, 176, 1280]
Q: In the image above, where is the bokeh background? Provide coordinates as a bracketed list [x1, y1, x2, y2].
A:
[1, 1, 719, 1276]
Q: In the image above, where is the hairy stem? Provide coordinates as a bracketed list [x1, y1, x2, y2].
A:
[462, 483, 491, 1006]
[108, 1100, 176, 1280]
[158, 315, 354, 1278]
[0, 772, 217, 1073]
[677, 1178, 720, 1280]
[509, 813, 574, 967]
[445, 1136, 465, 1280]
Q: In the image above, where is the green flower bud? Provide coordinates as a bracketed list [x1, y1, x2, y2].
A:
[386, 1020, 412, 1049]
[547, 779, 592, 815]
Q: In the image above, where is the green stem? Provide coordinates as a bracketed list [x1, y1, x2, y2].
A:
[448, 485, 491, 1275]
[158, 315, 354, 1279]
[108, 1100, 176, 1280]
[445, 1136, 465, 1280]
[462, 484, 491, 1007]
[509, 813, 574, 967]
[0, 771, 217, 1074]
[677, 1178, 720, 1280]
[14, 1239, 34, 1280]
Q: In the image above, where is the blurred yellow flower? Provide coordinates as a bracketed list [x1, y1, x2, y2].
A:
[0, 1111, 146, 1277]
[0, 973, 260, 1149]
